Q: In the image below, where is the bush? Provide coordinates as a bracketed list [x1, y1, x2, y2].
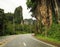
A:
[48, 23, 60, 41]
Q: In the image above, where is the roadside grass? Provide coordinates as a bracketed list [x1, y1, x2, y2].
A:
[35, 34, 60, 46]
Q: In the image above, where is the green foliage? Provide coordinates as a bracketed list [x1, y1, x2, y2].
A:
[0, 8, 6, 36]
[26, 0, 32, 8]
[23, 24, 31, 33]
[26, 0, 37, 12]
[14, 24, 33, 34]
[37, 23, 60, 41]
[36, 34, 60, 44]
[5, 24, 14, 35]
[5, 13, 14, 24]
[47, 23, 60, 41]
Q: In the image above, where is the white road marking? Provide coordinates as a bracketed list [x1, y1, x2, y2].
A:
[23, 42, 26, 46]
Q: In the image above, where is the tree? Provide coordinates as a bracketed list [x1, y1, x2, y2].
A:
[5, 13, 14, 24]
[26, 0, 59, 36]
[0, 8, 6, 36]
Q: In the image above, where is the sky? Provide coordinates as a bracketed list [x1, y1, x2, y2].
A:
[0, 0, 33, 19]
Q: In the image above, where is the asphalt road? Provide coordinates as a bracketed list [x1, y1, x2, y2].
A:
[1, 34, 55, 47]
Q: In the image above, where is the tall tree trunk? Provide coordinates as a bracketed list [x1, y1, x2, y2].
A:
[54, 0, 59, 23]
[35, 1, 42, 34]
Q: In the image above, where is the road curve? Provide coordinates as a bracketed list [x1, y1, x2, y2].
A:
[1, 34, 56, 47]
